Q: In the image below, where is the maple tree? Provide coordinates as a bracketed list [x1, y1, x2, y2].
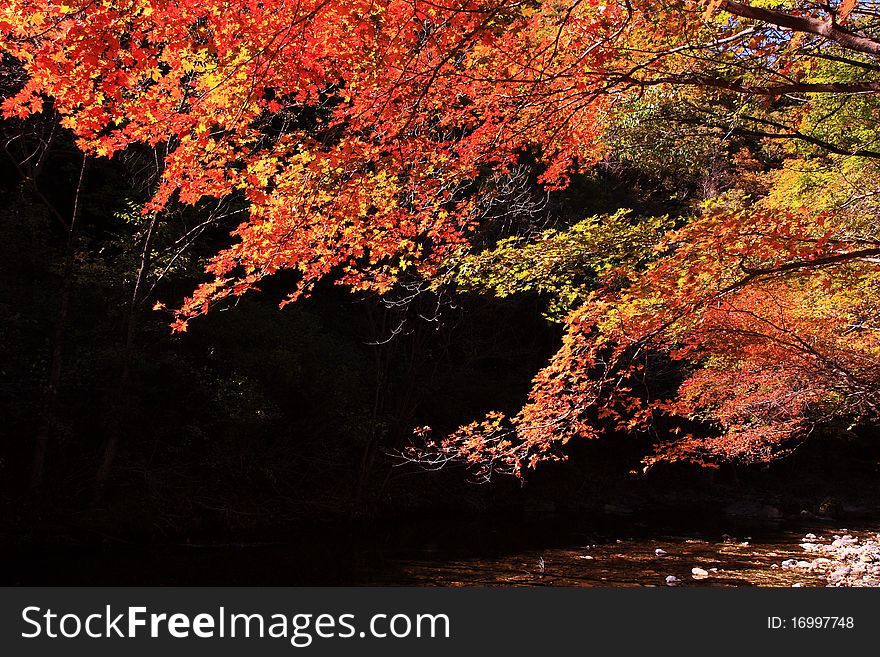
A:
[423, 206, 880, 478]
[4, 1, 880, 477]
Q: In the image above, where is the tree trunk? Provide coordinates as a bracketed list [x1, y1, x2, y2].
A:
[95, 212, 160, 491]
[29, 154, 87, 492]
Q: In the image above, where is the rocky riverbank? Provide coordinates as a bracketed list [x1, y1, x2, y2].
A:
[777, 532, 880, 587]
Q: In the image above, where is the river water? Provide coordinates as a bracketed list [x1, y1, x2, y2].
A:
[6, 518, 877, 586]
[362, 527, 829, 587]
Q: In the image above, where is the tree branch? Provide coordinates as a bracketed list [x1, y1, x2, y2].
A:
[721, 1, 880, 57]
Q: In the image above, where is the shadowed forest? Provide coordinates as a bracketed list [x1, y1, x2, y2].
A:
[3, 1, 880, 585]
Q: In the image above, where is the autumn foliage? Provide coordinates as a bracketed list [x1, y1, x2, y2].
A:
[428, 208, 880, 477]
[4, 1, 880, 475]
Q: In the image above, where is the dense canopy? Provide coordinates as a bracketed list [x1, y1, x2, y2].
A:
[5, 0, 880, 477]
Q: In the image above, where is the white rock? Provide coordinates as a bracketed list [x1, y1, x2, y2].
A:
[691, 567, 710, 579]
[665, 575, 680, 586]
[655, 548, 667, 557]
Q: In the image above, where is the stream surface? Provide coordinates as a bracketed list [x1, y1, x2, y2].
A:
[363, 527, 828, 587]
[6, 516, 879, 586]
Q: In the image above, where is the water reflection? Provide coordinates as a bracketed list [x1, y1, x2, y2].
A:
[363, 529, 843, 587]
[5, 518, 877, 586]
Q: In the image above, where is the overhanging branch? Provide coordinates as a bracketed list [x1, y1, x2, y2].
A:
[720, 1, 880, 57]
